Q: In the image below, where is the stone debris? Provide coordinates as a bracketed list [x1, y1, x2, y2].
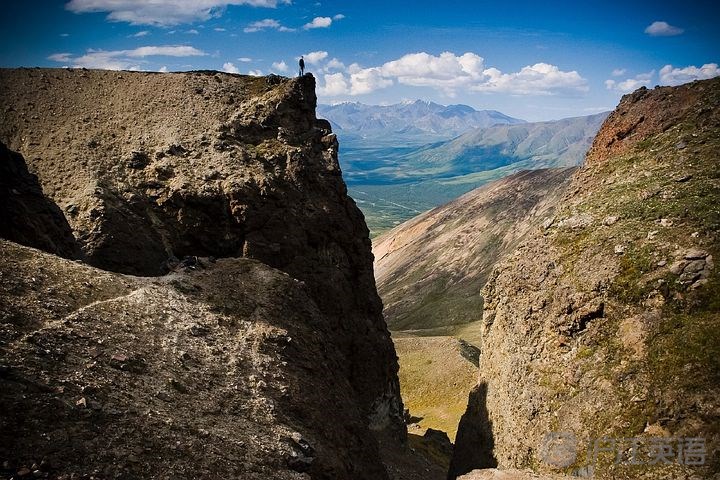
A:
[602, 215, 619, 226]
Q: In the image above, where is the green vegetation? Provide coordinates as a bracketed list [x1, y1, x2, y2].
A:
[393, 336, 477, 441]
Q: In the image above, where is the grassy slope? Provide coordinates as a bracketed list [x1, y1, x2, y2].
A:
[549, 92, 720, 476]
[392, 336, 477, 441]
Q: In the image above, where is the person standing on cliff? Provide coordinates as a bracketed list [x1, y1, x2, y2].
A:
[299, 56, 305, 76]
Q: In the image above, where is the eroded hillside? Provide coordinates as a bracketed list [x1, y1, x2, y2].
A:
[0, 69, 417, 479]
[451, 79, 720, 479]
[374, 168, 577, 334]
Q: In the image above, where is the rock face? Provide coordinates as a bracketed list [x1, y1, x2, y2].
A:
[0, 69, 404, 478]
[0, 142, 78, 258]
[451, 78, 720, 479]
[374, 168, 577, 333]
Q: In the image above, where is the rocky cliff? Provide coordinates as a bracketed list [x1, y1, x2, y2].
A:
[0, 69, 406, 479]
[451, 78, 720, 479]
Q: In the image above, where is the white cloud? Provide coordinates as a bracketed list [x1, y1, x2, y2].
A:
[659, 63, 720, 86]
[126, 45, 205, 57]
[474, 62, 588, 95]
[611, 68, 626, 77]
[243, 18, 294, 32]
[304, 16, 332, 29]
[48, 53, 73, 62]
[381, 52, 485, 90]
[349, 67, 393, 95]
[131, 30, 149, 37]
[323, 57, 345, 72]
[159, 65, 168, 72]
[186, 29, 199, 34]
[65, 0, 291, 26]
[644, 21, 684, 36]
[223, 62, 240, 73]
[47, 45, 206, 70]
[248, 69, 263, 76]
[605, 70, 654, 92]
[238, 57, 252, 62]
[271, 60, 289, 72]
[304, 51, 328, 65]
[333, 13, 344, 20]
[60, 33, 70, 37]
[314, 51, 589, 98]
[214, 27, 226, 31]
[318, 72, 350, 96]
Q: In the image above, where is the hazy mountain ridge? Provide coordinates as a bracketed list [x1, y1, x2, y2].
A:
[400, 112, 609, 178]
[317, 100, 524, 142]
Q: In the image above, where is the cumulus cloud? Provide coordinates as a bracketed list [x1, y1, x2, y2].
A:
[158, 65, 168, 72]
[323, 58, 345, 72]
[304, 51, 328, 64]
[271, 60, 289, 72]
[303, 16, 332, 29]
[47, 45, 206, 70]
[659, 63, 720, 85]
[223, 62, 240, 73]
[248, 69, 263, 76]
[214, 27, 226, 31]
[381, 52, 486, 90]
[605, 70, 654, 92]
[65, 0, 291, 26]
[243, 18, 294, 32]
[315, 51, 589, 97]
[474, 63, 589, 95]
[237, 57, 252, 62]
[333, 14, 345, 20]
[644, 21, 684, 36]
[185, 29, 199, 34]
[611, 68, 626, 77]
[318, 72, 350, 96]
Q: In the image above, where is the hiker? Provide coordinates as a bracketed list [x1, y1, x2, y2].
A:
[299, 56, 305, 76]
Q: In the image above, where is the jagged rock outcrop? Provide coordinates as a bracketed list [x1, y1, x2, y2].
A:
[0, 142, 78, 258]
[451, 78, 720, 479]
[0, 69, 404, 479]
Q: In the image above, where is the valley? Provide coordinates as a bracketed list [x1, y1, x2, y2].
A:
[320, 102, 608, 236]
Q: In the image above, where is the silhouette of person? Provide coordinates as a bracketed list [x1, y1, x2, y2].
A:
[299, 56, 305, 76]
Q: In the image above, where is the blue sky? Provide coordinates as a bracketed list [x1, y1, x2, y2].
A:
[1, 0, 718, 121]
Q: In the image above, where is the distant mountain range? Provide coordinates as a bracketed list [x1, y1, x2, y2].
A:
[399, 112, 610, 179]
[315, 100, 610, 236]
[317, 100, 524, 144]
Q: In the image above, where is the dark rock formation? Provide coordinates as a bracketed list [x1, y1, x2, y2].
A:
[0, 142, 78, 258]
[449, 383, 497, 479]
[0, 69, 406, 479]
